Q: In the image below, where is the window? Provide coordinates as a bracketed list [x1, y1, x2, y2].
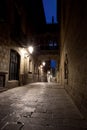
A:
[9, 50, 20, 80]
[49, 41, 58, 49]
[64, 54, 68, 79]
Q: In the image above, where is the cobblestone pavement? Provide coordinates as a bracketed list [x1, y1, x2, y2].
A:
[0, 82, 87, 130]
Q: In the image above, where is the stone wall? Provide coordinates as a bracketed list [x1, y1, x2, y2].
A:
[0, 38, 10, 87]
[0, 37, 23, 87]
[0, 36, 39, 88]
[59, 0, 87, 118]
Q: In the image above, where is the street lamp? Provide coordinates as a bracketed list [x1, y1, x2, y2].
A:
[42, 61, 46, 66]
[28, 46, 34, 54]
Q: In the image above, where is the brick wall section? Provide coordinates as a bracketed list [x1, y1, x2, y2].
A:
[59, 0, 87, 117]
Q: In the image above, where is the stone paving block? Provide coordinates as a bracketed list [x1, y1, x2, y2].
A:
[0, 83, 87, 130]
[0, 113, 20, 129]
[23, 124, 46, 130]
[31, 112, 52, 119]
[45, 126, 87, 130]
[1, 122, 22, 130]
[63, 119, 87, 128]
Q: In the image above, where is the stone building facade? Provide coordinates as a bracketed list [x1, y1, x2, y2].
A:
[0, 37, 38, 88]
[0, 0, 40, 88]
[59, 0, 87, 118]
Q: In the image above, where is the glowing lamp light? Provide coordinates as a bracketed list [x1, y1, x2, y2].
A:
[28, 46, 34, 54]
[42, 61, 46, 66]
[48, 71, 50, 74]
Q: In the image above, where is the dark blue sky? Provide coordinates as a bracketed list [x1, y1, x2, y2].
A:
[42, 0, 57, 24]
[51, 60, 56, 68]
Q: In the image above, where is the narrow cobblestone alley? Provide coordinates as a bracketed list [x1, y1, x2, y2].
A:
[0, 83, 87, 130]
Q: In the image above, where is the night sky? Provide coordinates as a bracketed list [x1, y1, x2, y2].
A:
[51, 60, 56, 68]
[42, 0, 57, 24]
